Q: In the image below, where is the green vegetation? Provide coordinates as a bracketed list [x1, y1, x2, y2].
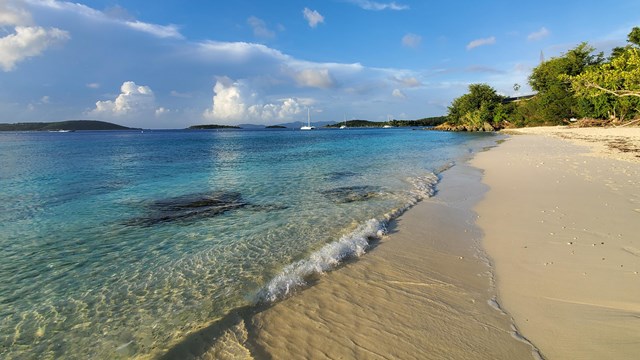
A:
[265, 125, 287, 129]
[188, 124, 241, 129]
[0, 120, 135, 131]
[325, 116, 445, 128]
[444, 84, 510, 130]
[438, 27, 640, 131]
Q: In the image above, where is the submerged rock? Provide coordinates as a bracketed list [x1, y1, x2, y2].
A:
[126, 191, 248, 226]
[325, 171, 359, 181]
[321, 185, 383, 203]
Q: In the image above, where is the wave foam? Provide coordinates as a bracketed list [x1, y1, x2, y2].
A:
[257, 219, 384, 303]
[257, 168, 446, 304]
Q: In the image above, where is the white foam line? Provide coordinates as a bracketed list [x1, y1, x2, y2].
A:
[257, 170, 443, 304]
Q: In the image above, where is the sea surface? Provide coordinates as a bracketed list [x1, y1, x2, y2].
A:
[0, 128, 498, 359]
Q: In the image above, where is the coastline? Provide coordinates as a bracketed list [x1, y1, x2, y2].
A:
[472, 126, 640, 359]
[159, 126, 639, 359]
[189, 160, 538, 359]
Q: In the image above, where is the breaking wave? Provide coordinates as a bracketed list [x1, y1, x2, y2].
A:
[257, 168, 446, 303]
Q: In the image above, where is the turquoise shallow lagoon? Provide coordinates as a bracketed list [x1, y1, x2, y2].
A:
[0, 128, 497, 359]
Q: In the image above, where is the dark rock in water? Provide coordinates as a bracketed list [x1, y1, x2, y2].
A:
[321, 185, 382, 203]
[245, 203, 289, 212]
[325, 171, 359, 181]
[126, 191, 248, 226]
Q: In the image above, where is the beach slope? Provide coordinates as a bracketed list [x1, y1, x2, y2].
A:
[472, 127, 640, 359]
[248, 165, 535, 359]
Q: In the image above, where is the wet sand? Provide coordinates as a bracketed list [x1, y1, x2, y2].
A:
[472, 126, 640, 359]
[246, 164, 536, 359]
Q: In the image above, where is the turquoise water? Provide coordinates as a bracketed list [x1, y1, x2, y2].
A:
[0, 128, 497, 359]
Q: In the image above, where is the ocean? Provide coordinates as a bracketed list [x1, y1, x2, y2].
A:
[0, 128, 498, 359]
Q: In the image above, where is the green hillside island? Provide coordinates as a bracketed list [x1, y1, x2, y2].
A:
[0, 120, 137, 131]
[325, 116, 446, 128]
[265, 125, 287, 129]
[188, 124, 242, 129]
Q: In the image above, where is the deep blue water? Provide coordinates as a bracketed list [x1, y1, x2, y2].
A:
[0, 128, 497, 359]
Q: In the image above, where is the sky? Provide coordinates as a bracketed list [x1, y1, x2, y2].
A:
[1, 0, 639, 128]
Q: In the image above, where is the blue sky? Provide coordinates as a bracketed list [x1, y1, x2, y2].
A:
[1, 0, 638, 128]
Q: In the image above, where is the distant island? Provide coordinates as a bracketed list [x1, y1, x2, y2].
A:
[188, 124, 242, 129]
[325, 116, 446, 128]
[0, 120, 137, 131]
[265, 125, 287, 129]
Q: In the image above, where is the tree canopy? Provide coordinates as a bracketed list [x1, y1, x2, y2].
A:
[446, 84, 506, 127]
[564, 31, 640, 121]
[439, 27, 639, 131]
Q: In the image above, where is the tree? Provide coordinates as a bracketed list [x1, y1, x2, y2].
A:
[566, 47, 640, 121]
[564, 28, 640, 122]
[628, 27, 640, 47]
[527, 43, 603, 123]
[447, 84, 506, 127]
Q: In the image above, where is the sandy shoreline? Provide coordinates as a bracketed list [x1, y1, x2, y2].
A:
[472, 126, 640, 359]
[163, 126, 639, 359]
[184, 160, 537, 359]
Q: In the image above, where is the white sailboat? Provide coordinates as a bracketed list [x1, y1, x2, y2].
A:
[340, 114, 348, 129]
[300, 108, 315, 130]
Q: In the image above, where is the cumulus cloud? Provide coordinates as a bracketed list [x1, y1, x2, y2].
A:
[294, 68, 335, 88]
[0, 26, 70, 71]
[203, 76, 304, 123]
[90, 81, 158, 117]
[0, 1, 70, 71]
[392, 89, 406, 98]
[247, 16, 275, 39]
[303, 8, 324, 28]
[466, 36, 496, 50]
[346, 0, 409, 11]
[402, 33, 422, 48]
[527, 27, 550, 41]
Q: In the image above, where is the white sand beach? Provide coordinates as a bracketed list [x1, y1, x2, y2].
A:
[472, 126, 640, 359]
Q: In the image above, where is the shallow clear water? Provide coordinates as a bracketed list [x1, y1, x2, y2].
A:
[0, 128, 497, 359]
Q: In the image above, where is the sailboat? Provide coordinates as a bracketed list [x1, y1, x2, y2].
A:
[300, 108, 315, 130]
[340, 114, 348, 129]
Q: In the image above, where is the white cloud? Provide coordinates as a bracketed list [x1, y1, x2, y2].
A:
[0, 1, 70, 71]
[124, 21, 182, 39]
[346, 0, 409, 11]
[40, 95, 50, 103]
[247, 16, 275, 39]
[402, 33, 422, 48]
[466, 36, 496, 50]
[303, 8, 324, 28]
[86, 82, 100, 89]
[27, 0, 183, 39]
[90, 81, 158, 117]
[0, 0, 32, 26]
[0, 26, 70, 71]
[294, 68, 335, 88]
[392, 89, 406, 98]
[527, 27, 550, 41]
[203, 76, 305, 123]
[391, 76, 422, 87]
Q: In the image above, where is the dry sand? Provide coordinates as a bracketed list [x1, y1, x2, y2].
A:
[472, 126, 640, 359]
